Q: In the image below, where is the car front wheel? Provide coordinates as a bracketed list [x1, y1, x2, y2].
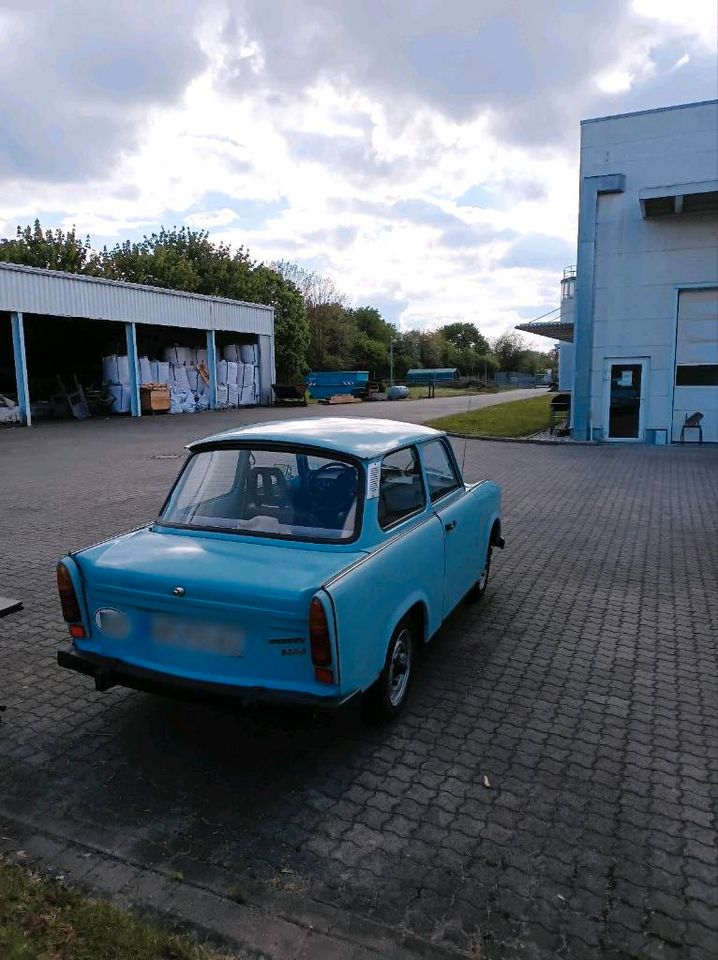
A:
[361, 619, 415, 722]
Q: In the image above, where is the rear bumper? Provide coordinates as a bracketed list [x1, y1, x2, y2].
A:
[57, 647, 356, 710]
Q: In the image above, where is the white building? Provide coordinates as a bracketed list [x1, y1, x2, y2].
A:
[521, 99, 718, 443]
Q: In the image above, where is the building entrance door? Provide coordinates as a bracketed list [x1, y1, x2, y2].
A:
[604, 359, 647, 440]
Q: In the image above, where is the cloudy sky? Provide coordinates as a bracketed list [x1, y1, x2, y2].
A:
[0, 1, 715, 345]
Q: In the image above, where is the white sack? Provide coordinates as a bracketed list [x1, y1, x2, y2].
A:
[185, 364, 200, 394]
[165, 345, 195, 365]
[226, 360, 238, 386]
[196, 348, 208, 366]
[171, 364, 191, 392]
[227, 383, 239, 407]
[139, 356, 153, 385]
[240, 343, 257, 364]
[102, 354, 130, 386]
[107, 383, 131, 414]
[215, 384, 229, 408]
[151, 360, 170, 384]
[216, 360, 228, 386]
[223, 343, 240, 362]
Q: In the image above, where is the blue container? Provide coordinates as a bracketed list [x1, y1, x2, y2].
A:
[305, 370, 369, 400]
[405, 368, 458, 385]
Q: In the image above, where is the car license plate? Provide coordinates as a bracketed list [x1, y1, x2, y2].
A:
[151, 614, 245, 656]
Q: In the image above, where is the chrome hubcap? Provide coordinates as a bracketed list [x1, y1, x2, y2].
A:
[388, 629, 412, 707]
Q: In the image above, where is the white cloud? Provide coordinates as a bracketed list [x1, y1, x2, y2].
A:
[595, 69, 636, 94]
[0, 0, 715, 350]
[184, 208, 239, 228]
[632, 0, 718, 51]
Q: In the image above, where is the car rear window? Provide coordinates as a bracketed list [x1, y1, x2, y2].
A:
[159, 446, 361, 542]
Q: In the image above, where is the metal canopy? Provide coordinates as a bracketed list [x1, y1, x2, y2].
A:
[515, 320, 574, 343]
[0, 261, 274, 335]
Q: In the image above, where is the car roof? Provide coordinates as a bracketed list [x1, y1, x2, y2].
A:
[188, 417, 445, 460]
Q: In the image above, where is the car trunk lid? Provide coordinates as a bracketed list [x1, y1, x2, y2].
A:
[74, 526, 365, 691]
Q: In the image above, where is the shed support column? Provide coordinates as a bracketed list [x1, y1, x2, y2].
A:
[10, 311, 31, 427]
[124, 322, 141, 417]
[206, 330, 218, 410]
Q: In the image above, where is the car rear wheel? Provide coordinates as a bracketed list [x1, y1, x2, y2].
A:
[465, 545, 492, 603]
[361, 619, 415, 722]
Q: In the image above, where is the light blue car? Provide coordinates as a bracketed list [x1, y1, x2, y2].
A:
[57, 418, 503, 719]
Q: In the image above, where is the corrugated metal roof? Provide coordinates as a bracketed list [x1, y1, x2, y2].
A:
[0, 261, 274, 335]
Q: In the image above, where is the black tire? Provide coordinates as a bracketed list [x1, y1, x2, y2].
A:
[465, 545, 492, 603]
[361, 618, 415, 722]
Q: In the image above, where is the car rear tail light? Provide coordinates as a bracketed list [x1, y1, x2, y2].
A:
[69, 624, 86, 639]
[57, 562, 82, 624]
[309, 597, 334, 683]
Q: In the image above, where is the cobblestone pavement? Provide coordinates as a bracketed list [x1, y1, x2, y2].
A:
[1, 413, 716, 959]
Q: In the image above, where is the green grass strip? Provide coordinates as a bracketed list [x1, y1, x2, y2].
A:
[0, 858, 232, 960]
[426, 393, 553, 437]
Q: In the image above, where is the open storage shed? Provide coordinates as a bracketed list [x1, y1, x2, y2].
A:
[0, 261, 275, 426]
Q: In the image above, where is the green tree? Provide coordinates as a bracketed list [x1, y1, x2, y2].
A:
[492, 332, 526, 371]
[440, 321, 490, 355]
[99, 226, 254, 296]
[349, 306, 397, 346]
[307, 302, 357, 370]
[250, 265, 309, 382]
[0, 219, 99, 273]
[353, 332, 389, 376]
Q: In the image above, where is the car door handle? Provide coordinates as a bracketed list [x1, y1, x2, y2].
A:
[444, 520, 457, 532]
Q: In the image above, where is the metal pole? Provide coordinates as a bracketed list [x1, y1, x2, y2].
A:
[390, 339, 395, 386]
[10, 311, 31, 426]
[206, 330, 218, 409]
[124, 322, 141, 417]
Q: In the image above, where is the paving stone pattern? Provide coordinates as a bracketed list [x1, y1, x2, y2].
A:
[1, 413, 717, 959]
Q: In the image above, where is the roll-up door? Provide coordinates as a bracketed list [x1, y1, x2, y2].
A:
[672, 289, 718, 442]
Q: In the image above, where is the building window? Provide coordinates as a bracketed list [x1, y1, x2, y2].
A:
[675, 365, 718, 387]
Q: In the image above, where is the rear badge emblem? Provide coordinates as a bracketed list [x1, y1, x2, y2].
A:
[172, 586, 186, 597]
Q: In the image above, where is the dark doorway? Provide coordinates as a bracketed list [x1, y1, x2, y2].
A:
[608, 363, 643, 439]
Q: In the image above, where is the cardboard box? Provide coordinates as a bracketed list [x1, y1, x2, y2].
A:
[140, 384, 171, 413]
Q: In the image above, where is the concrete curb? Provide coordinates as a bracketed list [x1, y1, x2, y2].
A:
[0, 810, 464, 960]
[444, 432, 597, 446]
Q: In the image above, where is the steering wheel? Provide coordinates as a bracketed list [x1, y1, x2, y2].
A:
[307, 462, 357, 516]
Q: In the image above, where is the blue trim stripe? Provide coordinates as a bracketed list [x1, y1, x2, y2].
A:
[572, 174, 626, 441]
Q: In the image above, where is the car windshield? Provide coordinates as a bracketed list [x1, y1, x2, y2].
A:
[159, 446, 361, 542]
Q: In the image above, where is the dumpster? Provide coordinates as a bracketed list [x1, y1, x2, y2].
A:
[305, 371, 369, 401]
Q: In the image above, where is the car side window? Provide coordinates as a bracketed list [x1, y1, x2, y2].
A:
[378, 446, 426, 530]
[422, 439, 462, 503]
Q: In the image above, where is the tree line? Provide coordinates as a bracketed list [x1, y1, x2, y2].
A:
[0, 221, 552, 383]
